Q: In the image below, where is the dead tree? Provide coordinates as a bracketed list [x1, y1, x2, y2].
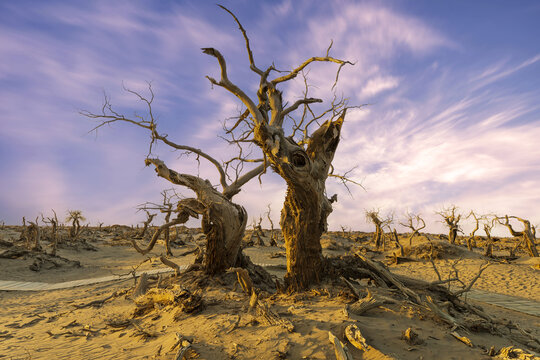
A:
[135, 190, 179, 256]
[135, 210, 156, 240]
[160, 191, 175, 255]
[466, 211, 480, 251]
[41, 210, 59, 256]
[399, 212, 426, 246]
[390, 229, 404, 258]
[27, 217, 41, 251]
[436, 206, 461, 244]
[481, 217, 496, 257]
[265, 204, 278, 246]
[202, 6, 360, 289]
[366, 210, 392, 250]
[248, 216, 266, 246]
[19, 216, 28, 244]
[66, 210, 85, 242]
[82, 89, 265, 276]
[498, 215, 539, 257]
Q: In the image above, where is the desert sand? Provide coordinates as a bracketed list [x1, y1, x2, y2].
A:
[0, 226, 539, 359]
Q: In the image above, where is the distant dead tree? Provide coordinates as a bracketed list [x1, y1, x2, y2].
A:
[399, 212, 426, 246]
[26, 217, 41, 251]
[498, 215, 539, 257]
[389, 228, 404, 258]
[366, 210, 393, 250]
[202, 6, 361, 289]
[465, 211, 481, 251]
[248, 216, 266, 246]
[134, 210, 156, 240]
[481, 216, 497, 257]
[19, 216, 28, 245]
[41, 210, 59, 255]
[436, 206, 461, 244]
[339, 225, 352, 240]
[265, 204, 278, 246]
[132, 190, 181, 256]
[66, 210, 85, 242]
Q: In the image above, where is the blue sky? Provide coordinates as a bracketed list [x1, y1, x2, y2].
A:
[1, 0, 539, 235]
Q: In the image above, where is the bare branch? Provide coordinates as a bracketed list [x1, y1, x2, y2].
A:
[81, 86, 230, 191]
[218, 5, 264, 76]
[202, 47, 265, 125]
[271, 56, 353, 85]
[282, 97, 323, 118]
[454, 262, 492, 296]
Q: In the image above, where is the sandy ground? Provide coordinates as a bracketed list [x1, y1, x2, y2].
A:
[0, 227, 539, 359]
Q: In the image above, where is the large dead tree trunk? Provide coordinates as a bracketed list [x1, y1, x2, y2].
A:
[253, 114, 344, 289]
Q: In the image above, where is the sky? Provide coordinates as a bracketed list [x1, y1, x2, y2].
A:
[1, 0, 539, 236]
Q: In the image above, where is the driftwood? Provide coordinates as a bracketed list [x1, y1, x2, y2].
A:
[256, 300, 294, 332]
[132, 273, 149, 298]
[159, 256, 181, 276]
[355, 254, 421, 303]
[497, 346, 540, 360]
[328, 331, 353, 360]
[347, 289, 387, 316]
[239, 269, 294, 332]
[174, 339, 192, 360]
[344, 324, 368, 351]
[344, 324, 395, 359]
[450, 331, 474, 347]
[74, 289, 130, 309]
[232, 267, 253, 295]
[401, 327, 423, 345]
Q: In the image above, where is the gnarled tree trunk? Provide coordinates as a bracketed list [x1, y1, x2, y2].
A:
[255, 112, 344, 289]
[145, 159, 247, 274]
